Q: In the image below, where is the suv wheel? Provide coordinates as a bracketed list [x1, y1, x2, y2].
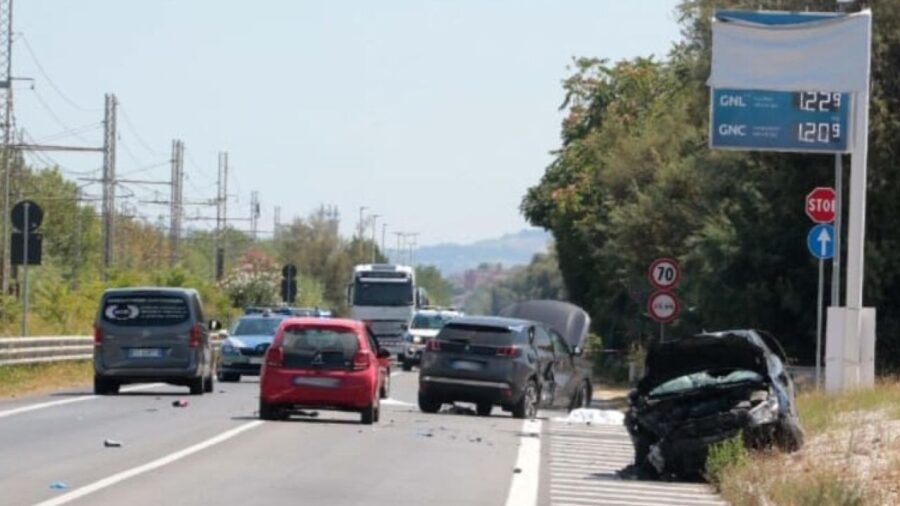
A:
[512, 381, 538, 419]
[203, 373, 214, 393]
[418, 391, 442, 414]
[476, 402, 492, 417]
[401, 359, 413, 372]
[189, 376, 204, 395]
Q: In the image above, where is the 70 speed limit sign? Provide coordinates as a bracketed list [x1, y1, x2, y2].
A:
[648, 258, 681, 291]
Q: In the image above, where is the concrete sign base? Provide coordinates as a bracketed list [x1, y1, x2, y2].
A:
[825, 307, 875, 392]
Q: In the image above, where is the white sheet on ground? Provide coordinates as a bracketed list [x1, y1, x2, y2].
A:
[552, 408, 625, 425]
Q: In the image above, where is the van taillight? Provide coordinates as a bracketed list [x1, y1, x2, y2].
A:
[352, 351, 370, 371]
[426, 339, 441, 352]
[266, 346, 283, 367]
[93, 325, 103, 346]
[189, 325, 201, 348]
[496, 346, 522, 358]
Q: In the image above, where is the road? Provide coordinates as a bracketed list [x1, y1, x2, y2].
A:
[0, 371, 724, 506]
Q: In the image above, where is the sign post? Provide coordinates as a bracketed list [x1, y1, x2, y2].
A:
[11, 200, 44, 338]
[808, 223, 835, 388]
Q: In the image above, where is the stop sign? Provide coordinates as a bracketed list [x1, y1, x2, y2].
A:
[805, 187, 836, 224]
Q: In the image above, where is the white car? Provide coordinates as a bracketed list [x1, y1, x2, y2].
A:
[400, 308, 462, 371]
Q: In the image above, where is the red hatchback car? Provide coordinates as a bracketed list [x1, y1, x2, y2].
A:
[259, 318, 391, 424]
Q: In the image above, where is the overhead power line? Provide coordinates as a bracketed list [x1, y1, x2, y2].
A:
[17, 32, 98, 112]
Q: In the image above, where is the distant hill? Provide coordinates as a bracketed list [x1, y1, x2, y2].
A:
[416, 229, 551, 275]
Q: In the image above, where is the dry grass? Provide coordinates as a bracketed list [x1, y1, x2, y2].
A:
[0, 360, 93, 399]
[718, 378, 900, 506]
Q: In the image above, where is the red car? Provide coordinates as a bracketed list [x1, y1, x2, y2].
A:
[259, 318, 391, 424]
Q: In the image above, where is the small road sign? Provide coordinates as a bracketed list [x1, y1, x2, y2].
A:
[648, 258, 681, 291]
[806, 187, 836, 223]
[807, 224, 835, 260]
[648, 291, 680, 323]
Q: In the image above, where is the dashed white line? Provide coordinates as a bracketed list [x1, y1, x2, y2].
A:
[32, 420, 264, 506]
[505, 418, 542, 506]
[0, 383, 164, 420]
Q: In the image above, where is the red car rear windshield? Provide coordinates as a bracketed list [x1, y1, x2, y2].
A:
[280, 327, 360, 368]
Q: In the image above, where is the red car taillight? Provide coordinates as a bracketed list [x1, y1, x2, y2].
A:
[352, 351, 370, 371]
[189, 324, 201, 348]
[426, 339, 441, 352]
[496, 345, 522, 358]
[266, 346, 283, 368]
[93, 325, 102, 346]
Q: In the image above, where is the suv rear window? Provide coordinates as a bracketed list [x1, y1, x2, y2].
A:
[102, 295, 190, 326]
[438, 324, 516, 346]
[281, 327, 360, 368]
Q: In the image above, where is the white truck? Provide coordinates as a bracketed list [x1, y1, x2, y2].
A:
[348, 264, 425, 359]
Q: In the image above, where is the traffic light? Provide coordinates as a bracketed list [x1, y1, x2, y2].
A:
[281, 264, 298, 303]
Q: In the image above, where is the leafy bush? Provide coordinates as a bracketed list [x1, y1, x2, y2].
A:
[705, 433, 748, 486]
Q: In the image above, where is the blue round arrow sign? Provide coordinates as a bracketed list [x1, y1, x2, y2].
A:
[807, 224, 835, 260]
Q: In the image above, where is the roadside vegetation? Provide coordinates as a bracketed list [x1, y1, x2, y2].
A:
[710, 380, 900, 505]
[0, 361, 93, 398]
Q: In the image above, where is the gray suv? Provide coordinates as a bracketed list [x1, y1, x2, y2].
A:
[418, 300, 593, 418]
[93, 287, 219, 395]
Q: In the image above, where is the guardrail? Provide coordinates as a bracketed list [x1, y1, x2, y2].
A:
[0, 336, 93, 366]
[0, 334, 226, 367]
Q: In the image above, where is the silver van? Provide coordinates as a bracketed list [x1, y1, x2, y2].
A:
[93, 287, 220, 395]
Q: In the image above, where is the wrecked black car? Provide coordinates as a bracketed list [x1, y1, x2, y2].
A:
[625, 330, 804, 478]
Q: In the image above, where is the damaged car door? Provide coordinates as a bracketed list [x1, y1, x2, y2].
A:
[625, 330, 804, 479]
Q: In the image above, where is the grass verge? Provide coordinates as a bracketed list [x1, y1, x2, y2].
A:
[0, 361, 93, 399]
[715, 378, 900, 506]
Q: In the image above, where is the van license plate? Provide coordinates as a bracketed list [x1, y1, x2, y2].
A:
[451, 360, 482, 371]
[293, 377, 340, 388]
[248, 357, 263, 365]
[128, 348, 163, 358]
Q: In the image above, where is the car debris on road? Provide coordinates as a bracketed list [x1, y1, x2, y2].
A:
[103, 439, 123, 448]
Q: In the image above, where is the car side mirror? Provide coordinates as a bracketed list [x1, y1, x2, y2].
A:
[573, 346, 583, 357]
[208, 319, 222, 331]
[376, 348, 391, 359]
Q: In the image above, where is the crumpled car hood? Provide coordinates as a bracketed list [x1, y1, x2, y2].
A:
[637, 331, 772, 395]
[498, 300, 591, 350]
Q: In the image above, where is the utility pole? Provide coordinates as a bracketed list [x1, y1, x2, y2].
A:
[0, 0, 14, 293]
[169, 139, 184, 266]
[215, 151, 228, 280]
[381, 223, 387, 259]
[101, 93, 118, 277]
[250, 190, 260, 240]
[370, 214, 380, 263]
[394, 232, 405, 265]
[406, 232, 419, 266]
[273, 205, 281, 240]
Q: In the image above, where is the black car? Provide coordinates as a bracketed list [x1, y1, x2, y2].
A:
[417, 300, 593, 418]
[625, 329, 805, 478]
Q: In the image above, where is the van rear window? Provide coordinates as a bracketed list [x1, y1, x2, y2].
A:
[281, 327, 360, 369]
[102, 295, 190, 326]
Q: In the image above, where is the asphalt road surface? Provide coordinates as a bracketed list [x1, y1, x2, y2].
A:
[0, 371, 724, 506]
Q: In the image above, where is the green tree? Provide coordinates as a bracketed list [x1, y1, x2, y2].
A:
[415, 265, 452, 307]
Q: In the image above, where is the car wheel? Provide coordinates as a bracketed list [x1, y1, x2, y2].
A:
[189, 376, 204, 395]
[401, 360, 413, 372]
[476, 402, 492, 417]
[775, 416, 805, 452]
[259, 400, 280, 421]
[203, 373, 214, 393]
[218, 372, 240, 382]
[418, 391, 442, 414]
[361, 403, 376, 425]
[512, 381, 538, 419]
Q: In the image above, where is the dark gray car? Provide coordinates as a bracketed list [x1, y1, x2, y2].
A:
[93, 287, 219, 395]
[417, 300, 593, 418]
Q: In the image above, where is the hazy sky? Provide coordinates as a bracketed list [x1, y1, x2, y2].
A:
[15, 1, 682, 246]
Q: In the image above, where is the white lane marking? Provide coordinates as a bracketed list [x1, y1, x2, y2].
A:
[505, 419, 542, 506]
[33, 420, 264, 506]
[380, 398, 415, 407]
[0, 383, 163, 420]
